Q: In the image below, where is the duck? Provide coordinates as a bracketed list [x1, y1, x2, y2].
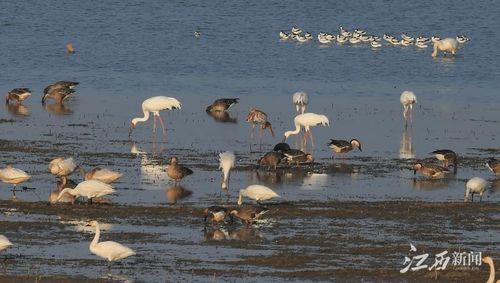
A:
[291, 27, 302, 35]
[431, 36, 441, 43]
[166, 157, 193, 184]
[279, 31, 291, 40]
[273, 142, 291, 153]
[237, 185, 280, 206]
[194, 31, 202, 38]
[5, 88, 31, 105]
[86, 221, 136, 269]
[413, 163, 450, 179]
[318, 34, 333, 44]
[304, 32, 312, 40]
[349, 37, 361, 44]
[486, 158, 500, 176]
[204, 206, 229, 224]
[57, 180, 116, 204]
[258, 151, 284, 171]
[415, 42, 428, 48]
[230, 206, 268, 225]
[336, 35, 348, 43]
[295, 35, 309, 43]
[430, 149, 458, 172]
[0, 165, 31, 195]
[401, 39, 413, 46]
[464, 177, 488, 202]
[84, 167, 123, 184]
[371, 41, 382, 48]
[42, 81, 79, 104]
[246, 108, 274, 138]
[390, 38, 401, 45]
[206, 98, 239, 112]
[328, 139, 362, 157]
[283, 149, 313, 166]
[0, 235, 13, 252]
[49, 157, 77, 183]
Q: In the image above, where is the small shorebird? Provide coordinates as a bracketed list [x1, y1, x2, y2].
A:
[5, 88, 31, 105]
[292, 91, 308, 114]
[49, 157, 77, 185]
[57, 180, 115, 204]
[238, 185, 279, 206]
[129, 96, 181, 137]
[400, 91, 417, 127]
[204, 206, 229, 224]
[282, 149, 313, 166]
[166, 157, 193, 184]
[194, 31, 202, 38]
[431, 149, 458, 173]
[283, 113, 329, 146]
[219, 151, 235, 190]
[413, 163, 450, 179]
[230, 206, 268, 225]
[42, 81, 79, 104]
[0, 235, 13, 252]
[464, 177, 488, 202]
[328, 139, 362, 158]
[206, 98, 239, 112]
[84, 167, 123, 184]
[246, 108, 275, 138]
[66, 42, 75, 54]
[0, 165, 31, 196]
[86, 221, 136, 270]
[279, 31, 291, 40]
[486, 158, 500, 176]
[258, 151, 284, 171]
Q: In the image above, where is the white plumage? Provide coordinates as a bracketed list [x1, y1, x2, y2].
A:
[0, 235, 13, 251]
[292, 92, 309, 114]
[130, 96, 182, 136]
[49, 157, 77, 178]
[400, 91, 417, 124]
[85, 167, 123, 184]
[88, 221, 136, 264]
[0, 165, 30, 187]
[464, 177, 488, 202]
[283, 113, 330, 144]
[219, 151, 235, 190]
[432, 37, 459, 57]
[57, 180, 116, 203]
[238, 185, 280, 205]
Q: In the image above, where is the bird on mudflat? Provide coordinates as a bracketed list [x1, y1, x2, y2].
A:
[430, 149, 458, 173]
[166, 157, 193, 184]
[283, 113, 329, 146]
[258, 151, 284, 171]
[413, 163, 450, 179]
[206, 98, 239, 112]
[129, 96, 181, 137]
[219, 151, 235, 190]
[464, 177, 488, 202]
[84, 167, 123, 184]
[57, 180, 115, 204]
[328, 139, 362, 158]
[238, 185, 279, 206]
[283, 149, 313, 166]
[230, 206, 268, 225]
[6, 88, 31, 105]
[246, 108, 275, 138]
[42, 81, 79, 104]
[486, 158, 500, 176]
[0, 165, 31, 196]
[49, 157, 77, 185]
[204, 206, 229, 224]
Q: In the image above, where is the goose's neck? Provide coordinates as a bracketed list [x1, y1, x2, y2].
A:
[91, 223, 100, 247]
[132, 110, 150, 125]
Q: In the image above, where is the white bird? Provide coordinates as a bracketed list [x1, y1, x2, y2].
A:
[415, 42, 428, 48]
[400, 91, 417, 127]
[371, 41, 382, 48]
[129, 96, 181, 137]
[87, 220, 136, 269]
[49, 157, 77, 182]
[317, 34, 333, 44]
[238, 185, 280, 205]
[84, 167, 123, 184]
[57, 180, 116, 204]
[283, 113, 330, 146]
[0, 235, 13, 252]
[291, 27, 302, 35]
[0, 165, 30, 196]
[292, 91, 308, 114]
[219, 151, 235, 190]
[464, 177, 488, 202]
[279, 31, 291, 40]
[432, 37, 459, 57]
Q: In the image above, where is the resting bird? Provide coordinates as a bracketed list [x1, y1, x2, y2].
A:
[328, 139, 362, 158]
[464, 177, 488, 202]
[219, 151, 235, 190]
[166, 157, 193, 184]
[42, 81, 79, 104]
[6, 88, 31, 105]
[206, 98, 239, 112]
[49, 157, 77, 184]
[204, 206, 229, 224]
[238, 185, 280, 206]
[292, 91, 308, 114]
[431, 149, 458, 173]
[246, 108, 274, 138]
[0, 165, 31, 196]
[230, 206, 268, 225]
[273, 142, 291, 153]
[84, 167, 123, 184]
[413, 163, 450, 179]
[283, 149, 313, 166]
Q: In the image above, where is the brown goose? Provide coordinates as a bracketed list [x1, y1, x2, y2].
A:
[230, 206, 268, 225]
[283, 149, 313, 166]
[203, 206, 229, 224]
[42, 81, 79, 104]
[258, 151, 284, 171]
[165, 185, 192, 204]
[413, 163, 450, 179]
[431, 149, 458, 173]
[166, 157, 193, 184]
[66, 42, 75, 54]
[246, 108, 274, 138]
[206, 98, 239, 112]
[6, 88, 31, 105]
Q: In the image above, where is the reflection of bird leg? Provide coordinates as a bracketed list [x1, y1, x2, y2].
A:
[158, 114, 167, 136]
[153, 115, 157, 133]
[250, 125, 255, 139]
[307, 130, 314, 148]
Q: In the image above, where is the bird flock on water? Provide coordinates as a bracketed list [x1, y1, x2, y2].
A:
[280, 26, 469, 57]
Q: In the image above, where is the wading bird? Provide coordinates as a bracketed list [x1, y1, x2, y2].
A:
[464, 177, 488, 202]
[258, 151, 284, 171]
[0, 165, 30, 196]
[166, 157, 193, 184]
[84, 167, 123, 184]
[204, 206, 229, 224]
[413, 163, 449, 179]
[431, 149, 458, 173]
[0, 235, 13, 252]
[129, 96, 181, 137]
[219, 151, 235, 190]
[283, 113, 329, 146]
[246, 108, 275, 138]
[49, 157, 77, 185]
[328, 139, 362, 158]
[42, 81, 79, 104]
[86, 221, 136, 270]
[292, 92, 308, 114]
[230, 206, 268, 225]
[432, 37, 459, 57]
[400, 91, 417, 127]
[5, 88, 31, 105]
[57, 180, 116, 204]
[206, 98, 239, 112]
[238, 185, 280, 206]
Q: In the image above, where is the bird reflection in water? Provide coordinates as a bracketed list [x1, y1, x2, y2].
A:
[43, 102, 73, 115]
[5, 104, 30, 117]
[165, 185, 192, 204]
[412, 177, 453, 191]
[203, 227, 262, 241]
[399, 125, 415, 159]
[206, 110, 237, 123]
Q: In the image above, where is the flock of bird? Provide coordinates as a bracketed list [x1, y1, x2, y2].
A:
[279, 26, 469, 57]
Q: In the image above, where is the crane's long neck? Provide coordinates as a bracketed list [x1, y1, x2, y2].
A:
[91, 223, 100, 247]
[291, 122, 302, 134]
[133, 110, 150, 125]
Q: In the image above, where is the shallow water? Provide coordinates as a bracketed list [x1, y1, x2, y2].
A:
[0, 0, 499, 281]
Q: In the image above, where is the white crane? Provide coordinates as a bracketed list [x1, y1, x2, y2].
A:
[57, 180, 116, 204]
[400, 91, 417, 128]
[219, 151, 235, 190]
[0, 165, 30, 197]
[464, 177, 488, 202]
[87, 220, 136, 270]
[283, 113, 329, 146]
[129, 96, 181, 137]
[238, 185, 280, 205]
[292, 91, 309, 114]
[0, 235, 13, 252]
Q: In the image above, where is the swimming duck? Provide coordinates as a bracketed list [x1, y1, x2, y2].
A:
[84, 167, 123, 184]
[430, 149, 458, 172]
[401, 39, 413, 46]
[486, 158, 500, 176]
[431, 36, 441, 43]
[5, 88, 31, 105]
[230, 206, 268, 225]
[296, 35, 309, 43]
[291, 27, 302, 35]
[371, 41, 382, 48]
[206, 98, 239, 112]
[304, 32, 312, 40]
[349, 37, 361, 44]
[279, 31, 291, 40]
[415, 42, 428, 48]
[318, 34, 333, 44]
[204, 206, 229, 224]
[194, 31, 202, 38]
[464, 177, 488, 202]
[413, 163, 450, 179]
[390, 38, 401, 45]
[246, 108, 274, 138]
[336, 35, 348, 43]
[328, 139, 362, 157]
[42, 81, 79, 104]
[237, 185, 279, 205]
[258, 151, 284, 171]
[283, 149, 313, 166]
[166, 157, 193, 184]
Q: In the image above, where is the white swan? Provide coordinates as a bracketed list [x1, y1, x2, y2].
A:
[0, 165, 30, 195]
[464, 177, 488, 202]
[84, 167, 123, 184]
[87, 221, 136, 268]
[432, 38, 459, 57]
[0, 235, 13, 252]
[238, 185, 280, 205]
[49, 157, 77, 180]
[57, 180, 116, 204]
[219, 151, 235, 190]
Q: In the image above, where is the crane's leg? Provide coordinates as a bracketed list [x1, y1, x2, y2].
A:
[153, 115, 157, 133]
[308, 130, 315, 148]
[158, 114, 167, 136]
